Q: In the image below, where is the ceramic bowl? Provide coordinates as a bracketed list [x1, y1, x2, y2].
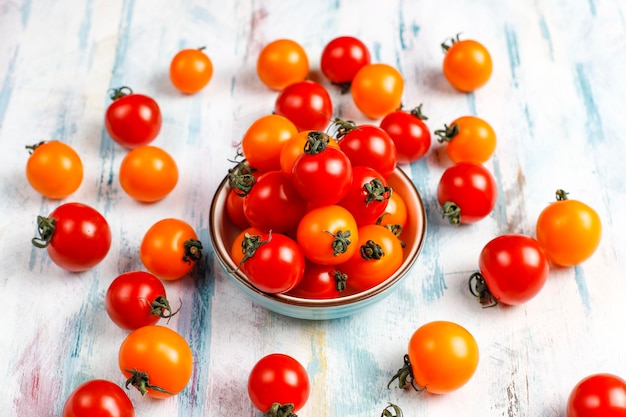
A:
[209, 166, 427, 320]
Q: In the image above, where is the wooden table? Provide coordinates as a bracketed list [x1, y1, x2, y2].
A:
[2, 0, 625, 416]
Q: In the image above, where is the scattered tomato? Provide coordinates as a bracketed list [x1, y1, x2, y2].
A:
[320, 36, 371, 90]
[567, 373, 626, 417]
[274, 80, 333, 132]
[25, 141, 83, 199]
[351, 63, 403, 119]
[119, 145, 178, 203]
[105, 87, 162, 149]
[442, 34, 492, 92]
[257, 39, 309, 91]
[169, 47, 213, 94]
[435, 115, 496, 164]
[379, 105, 431, 164]
[62, 379, 134, 417]
[241, 114, 298, 173]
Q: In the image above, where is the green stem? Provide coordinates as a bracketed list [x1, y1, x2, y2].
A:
[409, 104, 428, 121]
[363, 179, 392, 206]
[124, 368, 174, 396]
[303, 131, 330, 155]
[323, 229, 352, 256]
[440, 201, 461, 225]
[228, 159, 256, 197]
[31, 216, 56, 248]
[360, 240, 384, 260]
[468, 272, 498, 308]
[332, 269, 348, 292]
[25, 141, 45, 154]
[182, 239, 203, 263]
[555, 189, 569, 201]
[108, 86, 133, 100]
[150, 295, 181, 322]
[265, 403, 297, 417]
[387, 354, 424, 391]
[331, 117, 359, 139]
[434, 123, 459, 143]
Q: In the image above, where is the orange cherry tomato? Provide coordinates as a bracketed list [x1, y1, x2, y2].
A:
[169, 47, 213, 94]
[119, 145, 178, 203]
[279, 130, 340, 175]
[296, 205, 359, 265]
[119, 325, 193, 399]
[351, 63, 404, 119]
[341, 224, 403, 292]
[442, 35, 492, 92]
[257, 39, 309, 91]
[140, 218, 202, 280]
[377, 191, 408, 231]
[390, 321, 479, 394]
[536, 190, 602, 266]
[436, 116, 496, 164]
[25, 141, 83, 199]
[241, 114, 298, 172]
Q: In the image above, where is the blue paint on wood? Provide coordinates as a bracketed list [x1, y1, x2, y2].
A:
[574, 267, 591, 313]
[466, 92, 476, 115]
[0, 47, 17, 129]
[575, 63, 604, 143]
[538, 16, 554, 61]
[78, 0, 94, 53]
[20, 0, 32, 27]
[588, 0, 597, 16]
[505, 25, 520, 88]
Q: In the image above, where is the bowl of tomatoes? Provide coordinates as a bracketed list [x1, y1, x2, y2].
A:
[209, 162, 427, 320]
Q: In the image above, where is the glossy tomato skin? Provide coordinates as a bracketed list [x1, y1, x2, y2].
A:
[478, 234, 550, 305]
[320, 36, 371, 85]
[105, 271, 171, 331]
[436, 162, 497, 225]
[437, 116, 496, 164]
[338, 166, 391, 225]
[406, 321, 479, 394]
[140, 218, 202, 281]
[230, 226, 264, 266]
[34, 202, 112, 272]
[119, 325, 193, 399]
[241, 114, 298, 173]
[567, 373, 626, 417]
[240, 232, 306, 294]
[225, 188, 250, 230]
[338, 124, 397, 179]
[379, 107, 431, 164]
[536, 192, 602, 266]
[442, 37, 492, 92]
[105, 90, 162, 149]
[286, 262, 345, 299]
[26, 141, 83, 199]
[279, 130, 341, 175]
[257, 39, 309, 91]
[62, 379, 134, 417]
[169, 48, 213, 94]
[351, 63, 404, 119]
[377, 191, 408, 230]
[248, 353, 310, 413]
[243, 170, 307, 234]
[274, 80, 333, 132]
[119, 146, 178, 203]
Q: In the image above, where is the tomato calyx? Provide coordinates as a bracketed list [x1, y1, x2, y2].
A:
[387, 354, 425, 392]
[381, 402, 404, 417]
[303, 131, 331, 155]
[108, 86, 133, 100]
[409, 104, 428, 121]
[555, 189, 569, 201]
[360, 240, 384, 260]
[150, 295, 181, 321]
[237, 231, 272, 269]
[323, 229, 352, 256]
[468, 272, 498, 308]
[182, 238, 203, 264]
[441, 33, 462, 52]
[265, 402, 297, 417]
[228, 158, 256, 197]
[330, 117, 359, 139]
[332, 269, 348, 292]
[440, 201, 461, 225]
[434, 123, 460, 143]
[31, 215, 56, 248]
[124, 367, 174, 396]
[25, 141, 46, 154]
[364, 179, 393, 206]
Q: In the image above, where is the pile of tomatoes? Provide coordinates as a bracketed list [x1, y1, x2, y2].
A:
[23, 30, 614, 417]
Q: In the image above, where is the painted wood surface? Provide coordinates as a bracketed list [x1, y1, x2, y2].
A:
[1, 0, 625, 416]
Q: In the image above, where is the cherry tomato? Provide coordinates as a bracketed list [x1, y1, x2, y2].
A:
[341, 224, 403, 292]
[442, 35, 492, 92]
[104, 87, 162, 149]
[119, 325, 193, 399]
[238, 231, 305, 294]
[351, 63, 404, 119]
[469, 234, 550, 306]
[25, 141, 83, 199]
[62, 379, 134, 417]
[291, 132, 353, 206]
[435, 115, 496, 164]
[241, 114, 298, 173]
[338, 166, 392, 225]
[274, 80, 333, 132]
[377, 191, 408, 231]
[230, 226, 264, 266]
[169, 47, 213, 94]
[225, 188, 250, 230]
[279, 130, 340, 175]
[389, 321, 479, 394]
[248, 353, 310, 414]
[119, 145, 178, 203]
[243, 170, 307, 234]
[32, 202, 111, 272]
[257, 39, 309, 91]
[296, 205, 359, 265]
[105, 271, 178, 331]
[567, 373, 626, 417]
[140, 218, 203, 281]
[320, 36, 371, 89]
[379, 105, 431, 164]
[336, 122, 397, 179]
[286, 262, 346, 299]
[436, 162, 497, 225]
[536, 190, 602, 266]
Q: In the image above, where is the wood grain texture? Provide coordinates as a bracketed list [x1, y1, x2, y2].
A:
[1, 0, 625, 416]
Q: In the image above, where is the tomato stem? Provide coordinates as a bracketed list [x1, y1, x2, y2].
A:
[330, 117, 359, 139]
[265, 402, 297, 417]
[387, 354, 425, 391]
[409, 104, 428, 121]
[183, 239, 203, 263]
[303, 131, 330, 155]
[360, 240, 384, 260]
[441, 33, 462, 52]
[150, 295, 181, 322]
[384, 224, 405, 248]
[440, 201, 461, 225]
[124, 368, 174, 396]
[364, 179, 392, 206]
[468, 272, 498, 308]
[323, 229, 352, 256]
[555, 189, 569, 201]
[381, 402, 404, 417]
[31, 215, 56, 248]
[227, 158, 256, 197]
[25, 141, 45, 154]
[332, 269, 348, 292]
[108, 86, 133, 100]
[237, 231, 273, 270]
[434, 123, 459, 143]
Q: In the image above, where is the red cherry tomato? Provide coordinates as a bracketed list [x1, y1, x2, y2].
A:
[105, 271, 178, 331]
[436, 162, 497, 225]
[336, 122, 397, 179]
[62, 379, 134, 417]
[338, 165, 392, 225]
[320, 36, 371, 88]
[567, 373, 626, 417]
[469, 234, 550, 306]
[274, 80, 333, 132]
[104, 87, 162, 149]
[31, 202, 112, 272]
[442, 35, 492, 92]
[169, 47, 213, 94]
[379, 105, 431, 164]
[286, 262, 346, 299]
[239, 231, 306, 294]
[225, 188, 250, 230]
[248, 353, 310, 414]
